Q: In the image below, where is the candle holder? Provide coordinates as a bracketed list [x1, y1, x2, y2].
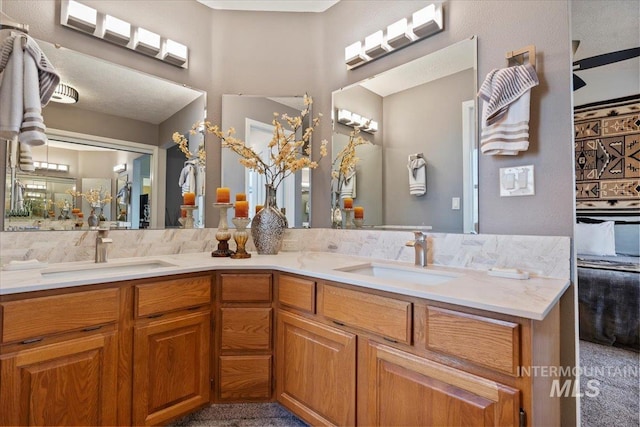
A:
[343, 208, 354, 229]
[353, 218, 364, 228]
[180, 205, 198, 229]
[212, 203, 234, 257]
[230, 217, 251, 259]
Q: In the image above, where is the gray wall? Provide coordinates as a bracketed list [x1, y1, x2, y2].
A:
[383, 69, 474, 231]
[3, 1, 576, 423]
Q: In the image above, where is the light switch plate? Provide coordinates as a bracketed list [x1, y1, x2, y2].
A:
[452, 197, 460, 210]
[500, 165, 535, 197]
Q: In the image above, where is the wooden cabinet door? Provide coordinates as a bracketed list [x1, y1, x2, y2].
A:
[133, 311, 210, 426]
[0, 330, 118, 426]
[360, 340, 521, 427]
[276, 310, 356, 427]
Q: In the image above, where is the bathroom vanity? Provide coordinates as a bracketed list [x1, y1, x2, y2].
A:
[0, 251, 569, 426]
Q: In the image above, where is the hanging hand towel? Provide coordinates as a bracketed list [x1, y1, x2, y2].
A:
[178, 162, 196, 194]
[0, 34, 59, 145]
[407, 157, 426, 196]
[340, 170, 356, 199]
[478, 63, 538, 155]
[18, 142, 34, 171]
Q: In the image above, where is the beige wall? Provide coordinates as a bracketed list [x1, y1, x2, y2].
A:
[3, 1, 577, 423]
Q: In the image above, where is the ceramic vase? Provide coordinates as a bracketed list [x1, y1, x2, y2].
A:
[251, 184, 288, 254]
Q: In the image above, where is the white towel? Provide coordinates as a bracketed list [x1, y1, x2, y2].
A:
[340, 170, 356, 199]
[0, 36, 24, 141]
[0, 34, 59, 145]
[178, 163, 196, 194]
[407, 158, 426, 196]
[478, 63, 538, 155]
[480, 91, 532, 155]
[18, 142, 34, 171]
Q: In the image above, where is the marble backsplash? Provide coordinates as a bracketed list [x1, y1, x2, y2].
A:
[0, 228, 570, 279]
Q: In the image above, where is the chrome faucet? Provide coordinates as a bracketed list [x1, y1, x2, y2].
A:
[406, 231, 428, 267]
[95, 228, 113, 263]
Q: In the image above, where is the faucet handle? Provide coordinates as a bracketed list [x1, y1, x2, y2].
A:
[413, 230, 427, 241]
[97, 228, 109, 237]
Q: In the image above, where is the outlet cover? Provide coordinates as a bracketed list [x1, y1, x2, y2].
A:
[500, 165, 535, 197]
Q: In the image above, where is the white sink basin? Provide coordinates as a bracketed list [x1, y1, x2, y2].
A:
[41, 260, 177, 279]
[335, 262, 459, 286]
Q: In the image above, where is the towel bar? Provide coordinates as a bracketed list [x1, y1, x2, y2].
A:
[506, 45, 536, 69]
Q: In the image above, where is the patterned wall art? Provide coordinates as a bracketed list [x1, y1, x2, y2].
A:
[574, 95, 640, 213]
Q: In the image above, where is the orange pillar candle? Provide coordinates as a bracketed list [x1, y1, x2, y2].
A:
[235, 201, 249, 218]
[183, 192, 196, 205]
[354, 206, 364, 219]
[235, 193, 247, 202]
[216, 187, 230, 203]
[255, 205, 263, 214]
[343, 197, 353, 209]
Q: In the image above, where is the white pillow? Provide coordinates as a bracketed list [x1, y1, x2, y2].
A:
[575, 221, 617, 256]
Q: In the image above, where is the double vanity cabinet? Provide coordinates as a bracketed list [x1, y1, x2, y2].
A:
[0, 261, 562, 426]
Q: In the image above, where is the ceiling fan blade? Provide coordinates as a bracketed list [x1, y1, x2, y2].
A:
[573, 47, 640, 71]
[573, 74, 586, 91]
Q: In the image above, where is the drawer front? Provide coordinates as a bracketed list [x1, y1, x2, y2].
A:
[136, 276, 211, 317]
[220, 274, 272, 303]
[219, 355, 272, 401]
[426, 306, 520, 375]
[1, 288, 119, 344]
[221, 307, 272, 351]
[319, 284, 412, 344]
[278, 275, 316, 313]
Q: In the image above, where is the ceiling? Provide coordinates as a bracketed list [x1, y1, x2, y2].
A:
[39, 41, 204, 125]
[196, 0, 340, 13]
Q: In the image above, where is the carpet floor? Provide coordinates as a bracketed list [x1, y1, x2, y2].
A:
[171, 403, 308, 427]
[579, 340, 639, 427]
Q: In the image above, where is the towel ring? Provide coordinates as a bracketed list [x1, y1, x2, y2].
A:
[506, 45, 536, 69]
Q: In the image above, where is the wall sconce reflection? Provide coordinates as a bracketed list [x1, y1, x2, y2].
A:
[344, 3, 443, 69]
[61, 0, 189, 68]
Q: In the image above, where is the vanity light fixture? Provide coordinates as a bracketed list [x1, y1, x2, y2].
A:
[364, 30, 390, 58]
[50, 83, 79, 104]
[386, 18, 415, 48]
[135, 27, 161, 56]
[335, 109, 378, 134]
[344, 3, 444, 69]
[345, 41, 368, 68]
[104, 15, 131, 45]
[33, 161, 69, 172]
[163, 39, 189, 66]
[60, 0, 189, 68]
[63, 0, 97, 33]
[113, 164, 127, 173]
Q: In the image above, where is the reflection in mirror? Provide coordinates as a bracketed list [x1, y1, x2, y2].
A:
[221, 95, 312, 228]
[2, 39, 207, 231]
[331, 36, 478, 233]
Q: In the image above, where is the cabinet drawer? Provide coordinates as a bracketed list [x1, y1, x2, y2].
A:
[221, 307, 272, 351]
[220, 274, 272, 303]
[219, 355, 272, 400]
[278, 275, 315, 313]
[319, 284, 412, 345]
[1, 288, 119, 344]
[136, 276, 211, 317]
[425, 306, 520, 375]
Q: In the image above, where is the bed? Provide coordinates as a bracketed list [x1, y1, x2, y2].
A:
[577, 219, 640, 351]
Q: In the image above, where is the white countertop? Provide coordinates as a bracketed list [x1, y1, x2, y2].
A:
[0, 251, 570, 321]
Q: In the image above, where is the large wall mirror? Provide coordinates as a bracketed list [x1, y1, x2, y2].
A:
[3, 40, 207, 231]
[331, 36, 478, 233]
[221, 95, 312, 228]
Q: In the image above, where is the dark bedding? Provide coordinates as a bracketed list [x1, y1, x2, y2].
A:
[578, 265, 639, 351]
